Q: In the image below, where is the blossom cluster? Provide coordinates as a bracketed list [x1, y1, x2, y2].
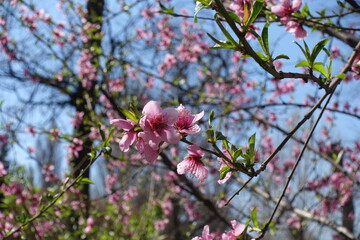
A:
[111, 101, 208, 181]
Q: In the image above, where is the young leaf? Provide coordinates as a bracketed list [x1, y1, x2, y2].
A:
[209, 110, 215, 126]
[194, 2, 206, 23]
[336, 73, 346, 79]
[220, 166, 232, 180]
[251, 207, 260, 228]
[215, 17, 238, 47]
[119, 108, 138, 123]
[233, 147, 243, 159]
[227, 11, 241, 24]
[255, 51, 267, 61]
[243, 1, 251, 24]
[222, 139, 229, 150]
[295, 60, 310, 68]
[77, 177, 94, 185]
[310, 38, 330, 63]
[273, 54, 290, 60]
[216, 131, 227, 140]
[293, 41, 310, 63]
[261, 22, 270, 56]
[313, 62, 328, 77]
[245, 0, 264, 27]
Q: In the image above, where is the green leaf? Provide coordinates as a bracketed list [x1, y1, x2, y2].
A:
[159, 2, 175, 14]
[209, 110, 215, 126]
[207, 33, 227, 45]
[216, 131, 227, 140]
[220, 166, 232, 180]
[245, 0, 264, 27]
[207, 33, 236, 50]
[104, 127, 115, 147]
[222, 139, 229, 150]
[313, 62, 328, 77]
[336, 73, 346, 79]
[227, 11, 241, 24]
[273, 54, 290, 60]
[119, 108, 138, 123]
[261, 23, 270, 56]
[77, 177, 94, 185]
[215, 17, 238, 47]
[129, 103, 141, 119]
[301, 3, 311, 16]
[233, 147, 243, 159]
[295, 60, 310, 68]
[251, 207, 260, 228]
[255, 51, 267, 61]
[294, 41, 310, 63]
[310, 38, 330, 63]
[206, 127, 215, 143]
[194, 2, 206, 23]
[98, 123, 106, 142]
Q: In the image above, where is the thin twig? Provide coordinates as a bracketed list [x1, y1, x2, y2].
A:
[256, 91, 334, 239]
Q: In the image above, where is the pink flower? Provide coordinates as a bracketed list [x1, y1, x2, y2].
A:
[83, 217, 94, 233]
[217, 147, 234, 184]
[229, 0, 252, 20]
[110, 118, 138, 152]
[49, 128, 61, 141]
[192, 225, 215, 240]
[271, 1, 307, 39]
[221, 220, 246, 240]
[286, 214, 301, 229]
[285, 20, 307, 39]
[67, 138, 83, 158]
[177, 145, 208, 182]
[136, 137, 159, 163]
[154, 219, 169, 231]
[25, 126, 37, 136]
[175, 104, 204, 135]
[0, 162, 7, 177]
[139, 101, 181, 150]
[71, 112, 84, 128]
[271, 0, 302, 16]
[351, 54, 360, 79]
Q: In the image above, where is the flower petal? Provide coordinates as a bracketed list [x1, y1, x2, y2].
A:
[142, 100, 162, 116]
[161, 127, 181, 144]
[110, 119, 134, 131]
[187, 145, 204, 158]
[163, 107, 179, 124]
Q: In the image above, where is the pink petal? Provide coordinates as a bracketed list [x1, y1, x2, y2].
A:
[177, 159, 191, 175]
[110, 119, 134, 131]
[142, 100, 162, 116]
[119, 132, 137, 152]
[191, 110, 204, 124]
[271, 5, 285, 16]
[161, 127, 181, 144]
[193, 164, 208, 182]
[294, 26, 307, 40]
[231, 221, 245, 236]
[143, 144, 159, 163]
[181, 125, 201, 135]
[187, 145, 204, 157]
[162, 107, 179, 124]
[292, 0, 302, 12]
